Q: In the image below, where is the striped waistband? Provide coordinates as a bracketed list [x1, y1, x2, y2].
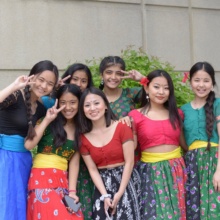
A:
[141, 147, 181, 163]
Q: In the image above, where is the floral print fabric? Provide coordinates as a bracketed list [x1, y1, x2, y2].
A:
[185, 147, 220, 219]
[139, 158, 187, 220]
[92, 166, 141, 220]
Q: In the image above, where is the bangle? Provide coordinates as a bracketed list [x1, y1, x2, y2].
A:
[100, 194, 111, 201]
[69, 189, 77, 193]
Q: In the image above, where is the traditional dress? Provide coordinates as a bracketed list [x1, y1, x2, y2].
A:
[129, 109, 187, 220]
[181, 98, 220, 219]
[0, 90, 46, 220]
[80, 122, 141, 220]
[109, 87, 141, 119]
[27, 123, 84, 219]
[41, 95, 93, 219]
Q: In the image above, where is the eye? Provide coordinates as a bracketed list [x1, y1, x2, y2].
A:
[81, 80, 88, 84]
[154, 86, 159, 89]
[164, 87, 169, 90]
[71, 78, 78, 82]
[105, 71, 112, 75]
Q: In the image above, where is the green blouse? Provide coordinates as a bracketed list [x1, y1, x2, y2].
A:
[181, 98, 220, 147]
[37, 124, 75, 161]
[109, 87, 141, 119]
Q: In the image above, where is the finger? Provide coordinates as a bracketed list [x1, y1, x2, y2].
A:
[120, 75, 132, 79]
[57, 105, 66, 112]
[62, 75, 71, 82]
[53, 99, 58, 108]
[28, 75, 35, 81]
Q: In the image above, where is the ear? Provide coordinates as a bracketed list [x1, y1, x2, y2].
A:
[143, 85, 148, 94]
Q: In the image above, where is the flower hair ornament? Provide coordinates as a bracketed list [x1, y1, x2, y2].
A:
[182, 72, 189, 83]
[140, 77, 149, 86]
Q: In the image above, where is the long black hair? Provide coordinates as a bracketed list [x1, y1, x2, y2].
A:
[78, 87, 117, 133]
[190, 61, 216, 150]
[25, 60, 59, 140]
[140, 69, 182, 129]
[50, 84, 81, 151]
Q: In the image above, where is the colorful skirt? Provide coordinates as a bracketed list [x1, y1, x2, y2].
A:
[139, 156, 187, 219]
[185, 147, 220, 219]
[0, 148, 32, 220]
[27, 168, 84, 220]
[93, 166, 141, 220]
[77, 158, 94, 220]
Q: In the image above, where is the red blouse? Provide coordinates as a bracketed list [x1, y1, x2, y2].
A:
[80, 122, 133, 167]
[128, 109, 183, 151]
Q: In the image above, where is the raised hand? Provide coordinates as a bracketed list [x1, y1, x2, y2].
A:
[13, 75, 35, 90]
[56, 75, 71, 89]
[120, 70, 144, 82]
[45, 99, 65, 123]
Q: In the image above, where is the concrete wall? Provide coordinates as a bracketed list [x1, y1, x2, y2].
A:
[0, 0, 220, 95]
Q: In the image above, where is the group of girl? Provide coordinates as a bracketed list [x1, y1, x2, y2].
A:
[0, 57, 219, 220]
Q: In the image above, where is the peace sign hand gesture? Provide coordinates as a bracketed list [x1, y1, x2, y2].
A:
[56, 75, 71, 90]
[45, 99, 65, 123]
[120, 70, 144, 82]
[13, 75, 36, 90]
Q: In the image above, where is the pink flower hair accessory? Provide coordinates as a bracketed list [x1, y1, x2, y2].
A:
[140, 77, 149, 86]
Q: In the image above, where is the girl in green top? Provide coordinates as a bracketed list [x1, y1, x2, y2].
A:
[181, 62, 220, 219]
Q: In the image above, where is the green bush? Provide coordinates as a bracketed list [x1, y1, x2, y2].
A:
[86, 46, 193, 107]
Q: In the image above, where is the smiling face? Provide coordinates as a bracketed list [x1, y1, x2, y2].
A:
[83, 93, 107, 121]
[31, 70, 56, 98]
[102, 65, 124, 89]
[145, 76, 170, 105]
[70, 70, 88, 92]
[59, 92, 79, 120]
[190, 70, 213, 99]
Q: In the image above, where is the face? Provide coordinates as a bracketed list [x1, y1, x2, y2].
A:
[190, 70, 213, 99]
[102, 65, 124, 89]
[31, 70, 56, 98]
[145, 76, 170, 105]
[59, 92, 79, 120]
[83, 93, 107, 121]
[70, 70, 88, 92]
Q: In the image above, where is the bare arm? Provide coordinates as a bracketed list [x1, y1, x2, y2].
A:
[25, 100, 65, 150]
[111, 140, 135, 214]
[213, 122, 220, 192]
[82, 154, 112, 210]
[179, 129, 188, 153]
[0, 75, 34, 103]
[68, 151, 80, 202]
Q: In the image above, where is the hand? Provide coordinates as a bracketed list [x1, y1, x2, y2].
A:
[120, 70, 144, 82]
[119, 116, 132, 127]
[56, 75, 71, 89]
[69, 192, 79, 203]
[104, 197, 113, 215]
[213, 169, 220, 192]
[13, 75, 35, 90]
[111, 192, 122, 215]
[45, 99, 65, 122]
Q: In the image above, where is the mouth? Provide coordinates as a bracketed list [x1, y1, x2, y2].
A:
[156, 96, 165, 100]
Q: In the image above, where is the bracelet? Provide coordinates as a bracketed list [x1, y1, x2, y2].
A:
[100, 194, 111, 201]
[69, 189, 77, 193]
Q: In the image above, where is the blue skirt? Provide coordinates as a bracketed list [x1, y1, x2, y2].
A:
[0, 148, 32, 220]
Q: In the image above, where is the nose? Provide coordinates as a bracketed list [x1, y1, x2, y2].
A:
[90, 104, 96, 110]
[41, 81, 47, 89]
[65, 102, 71, 109]
[199, 81, 204, 87]
[158, 88, 165, 94]
[111, 73, 117, 79]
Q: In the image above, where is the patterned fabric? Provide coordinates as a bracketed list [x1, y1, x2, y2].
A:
[109, 87, 141, 119]
[77, 158, 93, 220]
[139, 158, 187, 220]
[37, 123, 75, 160]
[185, 147, 220, 219]
[27, 168, 83, 219]
[92, 166, 141, 220]
[181, 99, 220, 219]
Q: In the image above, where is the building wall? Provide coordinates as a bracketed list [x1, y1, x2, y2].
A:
[1, 0, 220, 95]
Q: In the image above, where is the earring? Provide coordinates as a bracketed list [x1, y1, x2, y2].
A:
[99, 79, 104, 90]
[146, 94, 149, 102]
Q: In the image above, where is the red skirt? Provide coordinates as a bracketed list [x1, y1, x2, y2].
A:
[27, 168, 84, 220]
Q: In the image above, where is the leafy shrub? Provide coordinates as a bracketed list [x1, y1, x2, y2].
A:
[86, 46, 193, 107]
